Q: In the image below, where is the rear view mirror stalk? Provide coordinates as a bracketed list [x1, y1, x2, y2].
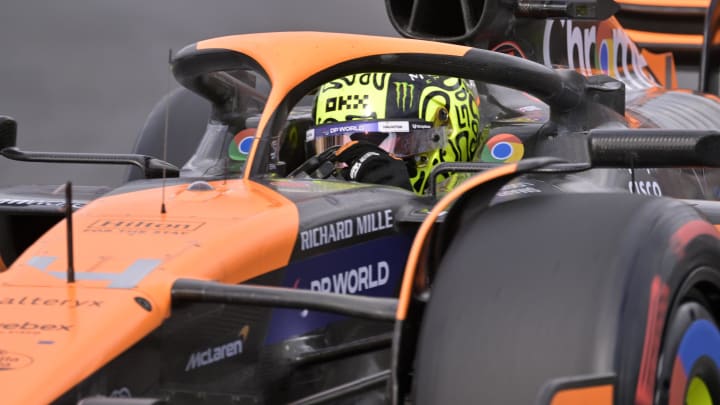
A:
[0, 116, 179, 179]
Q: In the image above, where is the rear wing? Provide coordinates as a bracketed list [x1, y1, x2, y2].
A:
[386, 0, 720, 94]
[615, 0, 720, 93]
[615, 0, 708, 52]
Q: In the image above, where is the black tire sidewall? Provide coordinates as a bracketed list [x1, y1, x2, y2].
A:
[412, 193, 720, 404]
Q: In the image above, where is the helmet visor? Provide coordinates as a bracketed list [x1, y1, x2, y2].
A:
[307, 120, 448, 157]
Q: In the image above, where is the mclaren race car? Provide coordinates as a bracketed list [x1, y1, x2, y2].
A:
[3, 0, 720, 403]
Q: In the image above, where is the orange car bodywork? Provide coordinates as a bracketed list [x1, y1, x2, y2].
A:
[1, 179, 300, 403]
[0, 33, 474, 404]
[549, 384, 614, 405]
[0, 15, 716, 400]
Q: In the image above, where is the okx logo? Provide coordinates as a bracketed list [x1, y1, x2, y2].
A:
[324, 94, 370, 112]
[393, 82, 415, 111]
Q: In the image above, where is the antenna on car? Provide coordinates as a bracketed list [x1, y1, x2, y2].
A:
[65, 181, 75, 283]
[161, 48, 173, 214]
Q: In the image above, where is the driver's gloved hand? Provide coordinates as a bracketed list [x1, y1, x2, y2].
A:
[334, 141, 413, 191]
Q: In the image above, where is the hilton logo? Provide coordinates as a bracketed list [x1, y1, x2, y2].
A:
[86, 219, 204, 234]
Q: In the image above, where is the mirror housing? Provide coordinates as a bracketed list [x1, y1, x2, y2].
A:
[0, 116, 17, 150]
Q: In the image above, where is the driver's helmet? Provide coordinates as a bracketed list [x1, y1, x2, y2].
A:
[309, 72, 480, 194]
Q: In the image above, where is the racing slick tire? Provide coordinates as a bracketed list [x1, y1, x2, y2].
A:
[412, 192, 720, 404]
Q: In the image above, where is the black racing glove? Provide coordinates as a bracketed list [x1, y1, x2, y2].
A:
[334, 141, 413, 191]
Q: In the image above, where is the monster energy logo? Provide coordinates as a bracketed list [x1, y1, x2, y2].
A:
[394, 82, 415, 111]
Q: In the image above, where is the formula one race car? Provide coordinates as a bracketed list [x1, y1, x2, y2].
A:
[2, 0, 720, 403]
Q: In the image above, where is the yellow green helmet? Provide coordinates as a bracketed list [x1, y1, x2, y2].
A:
[311, 72, 480, 194]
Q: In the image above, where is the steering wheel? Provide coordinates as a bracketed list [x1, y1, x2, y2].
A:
[287, 145, 341, 178]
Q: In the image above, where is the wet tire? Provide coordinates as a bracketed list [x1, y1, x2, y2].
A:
[413, 193, 720, 404]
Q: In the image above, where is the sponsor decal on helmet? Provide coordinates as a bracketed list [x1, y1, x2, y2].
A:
[480, 133, 524, 163]
[0, 350, 33, 370]
[325, 94, 370, 112]
[393, 82, 415, 111]
[378, 121, 410, 132]
[320, 73, 389, 92]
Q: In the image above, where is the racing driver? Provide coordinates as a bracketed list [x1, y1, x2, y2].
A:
[308, 72, 481, 194]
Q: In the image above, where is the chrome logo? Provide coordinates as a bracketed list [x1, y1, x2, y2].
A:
[228, 128, 256, 161]
[598, 38, 614, 74]
[480, 133, 524, 163]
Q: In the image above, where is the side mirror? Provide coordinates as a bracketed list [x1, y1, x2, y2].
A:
[0, 116, 17, 150]
[0, 115, 178, 178]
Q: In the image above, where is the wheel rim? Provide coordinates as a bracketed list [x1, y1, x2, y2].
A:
[668, 319, 720, 405]
[657, 267, 720, 405]
[687, 376, 713, 405]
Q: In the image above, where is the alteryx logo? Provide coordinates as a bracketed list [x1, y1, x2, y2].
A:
[0, 296, 102, 307]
